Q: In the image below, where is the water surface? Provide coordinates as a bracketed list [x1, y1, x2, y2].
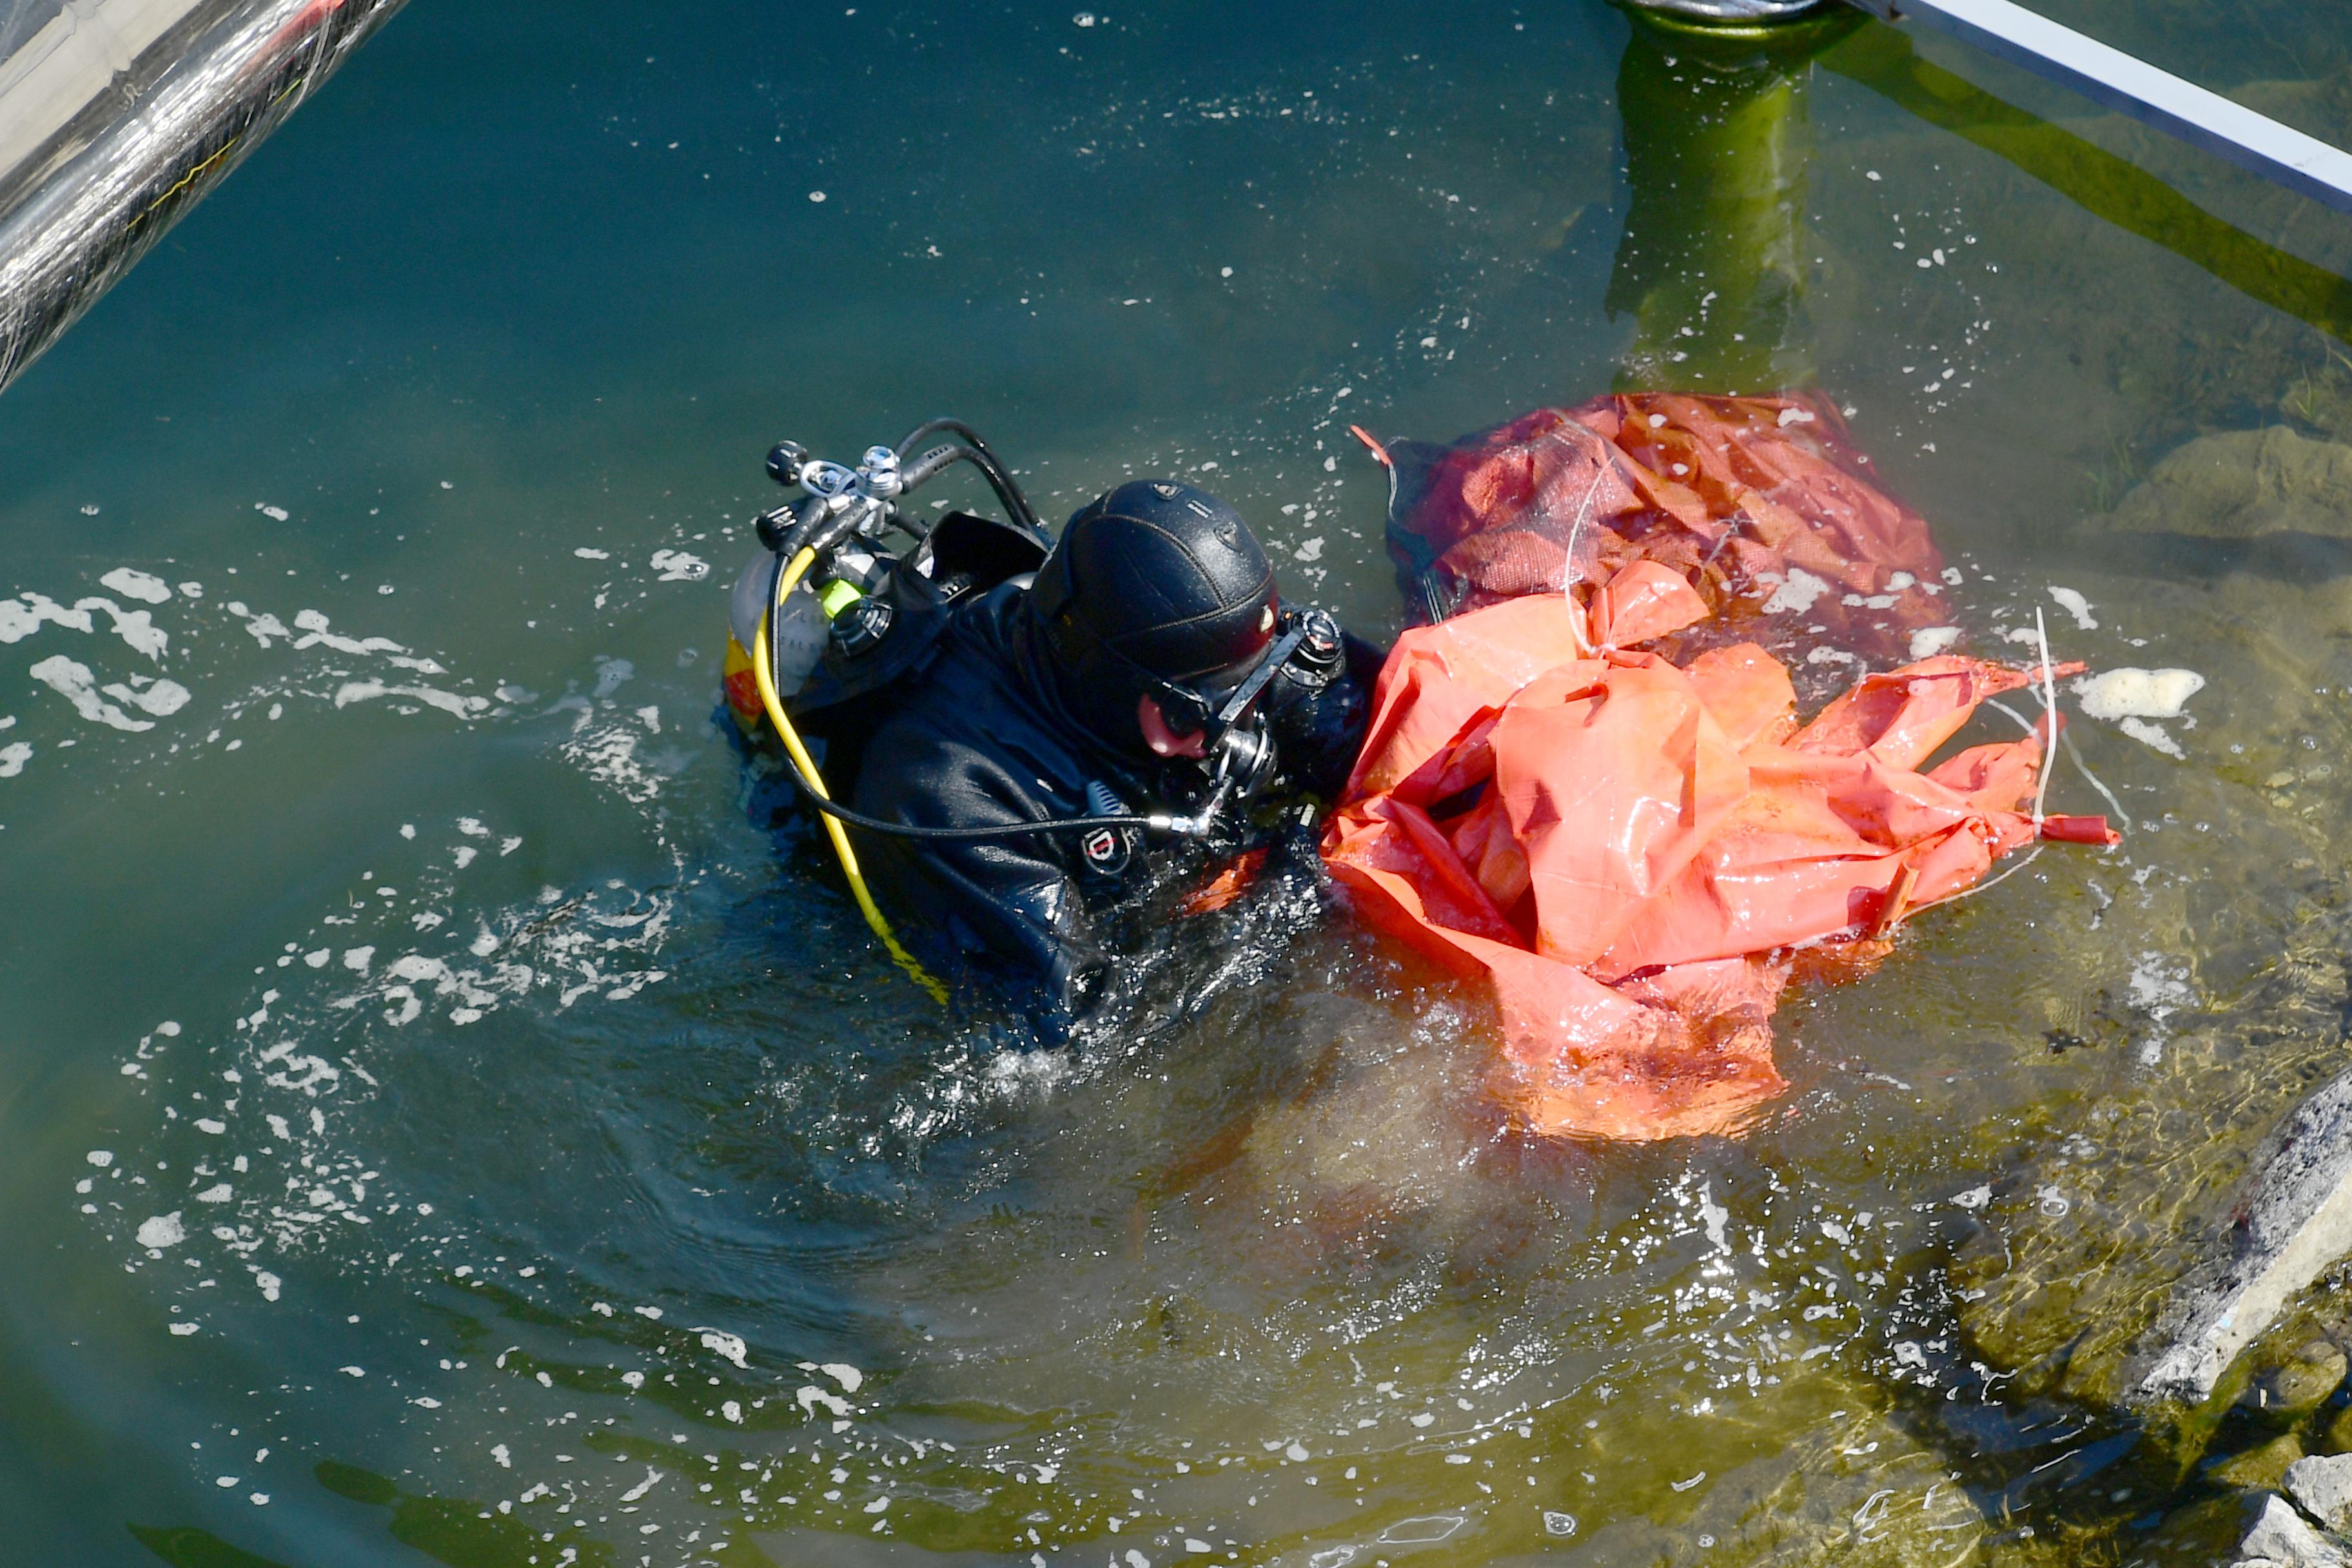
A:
[5, 3, 2352, 1564]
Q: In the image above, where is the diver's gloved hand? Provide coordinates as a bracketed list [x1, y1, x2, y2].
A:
[1259, 607, 1379, 798]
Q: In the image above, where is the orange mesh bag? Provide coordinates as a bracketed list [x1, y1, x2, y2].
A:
[1326, 395, 2115, 1141]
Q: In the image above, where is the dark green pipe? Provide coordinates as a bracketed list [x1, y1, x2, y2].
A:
[1608, 7, 1861, 393]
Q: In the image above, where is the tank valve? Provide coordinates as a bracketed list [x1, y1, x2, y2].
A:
[766, 440, 809, 488]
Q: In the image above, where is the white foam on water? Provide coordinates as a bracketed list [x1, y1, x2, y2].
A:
[32, 656, 154, 730]
[291, 610, 443, 673]
[2047, 586, 2097, 631]
[105, 676, 190, 717]
[985, 1047, 1073, 1096]
[561, 720, 663, 803]
[0, 569, 514, 808]
[2073, 667, 2202, 721]
[333, 681, 490, 719]
[797, 1386, 850, 1419]
[1761, 566, 1829, 616]
[99, 569, 173, 605]
[0, 590, 164, 658]
[231, 607, 292, 646]
[93, 599, 165, 660]
[1699, 1184, 1730, 1253]
[647, 549, 707, 582]
[0, 591, 92, 642]
[1907, 626, 1961, 660]
[2118, 717, 2186, 759]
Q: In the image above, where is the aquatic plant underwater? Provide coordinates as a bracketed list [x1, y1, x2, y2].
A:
[6, 1, 2352, 1565]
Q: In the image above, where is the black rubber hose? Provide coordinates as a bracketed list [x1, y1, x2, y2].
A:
[790, 786, 1175, 842]
[893, 417, 1044, 537]
[902, 442, 1035, 538]
[900, 442, 985, 492]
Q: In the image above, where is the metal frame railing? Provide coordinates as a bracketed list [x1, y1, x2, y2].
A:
[1845, 0, 2352, 216]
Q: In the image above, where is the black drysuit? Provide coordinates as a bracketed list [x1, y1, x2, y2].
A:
[848, 582, 1378, 1018]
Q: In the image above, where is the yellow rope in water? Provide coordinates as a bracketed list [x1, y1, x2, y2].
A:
[754, 547, 948, 1004]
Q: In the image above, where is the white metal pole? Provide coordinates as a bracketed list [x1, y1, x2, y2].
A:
[1853, 0, 2352, 215]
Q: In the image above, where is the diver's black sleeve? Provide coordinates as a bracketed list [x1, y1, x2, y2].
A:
[848, 712, 1108, 1012]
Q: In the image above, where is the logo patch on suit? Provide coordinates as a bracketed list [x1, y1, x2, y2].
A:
[1081, 826, 1132, 877]
[1080, 779, 1135, 879]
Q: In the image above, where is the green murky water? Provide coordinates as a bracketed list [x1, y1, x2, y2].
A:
[5, 3, 2352, 1564]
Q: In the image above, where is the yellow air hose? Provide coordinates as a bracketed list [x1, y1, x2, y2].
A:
[754, 547, 948, 1004]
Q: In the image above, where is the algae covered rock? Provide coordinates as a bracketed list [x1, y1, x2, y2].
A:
[2325, 1404, 2352, 1458]
[2104, 426, 2352, 541]
[2249, 1345, 2352, 1427]
[1560, 1396, 1990, 1567]
[2215, 1433, 2311, 1493]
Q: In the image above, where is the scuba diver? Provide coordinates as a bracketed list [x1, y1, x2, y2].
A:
[722, 419, 1382, 1022]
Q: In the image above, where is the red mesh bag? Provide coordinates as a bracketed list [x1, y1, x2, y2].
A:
[1362, 392, 1950, 662]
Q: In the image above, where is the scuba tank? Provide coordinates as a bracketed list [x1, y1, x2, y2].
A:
[729, 553, 825, 698]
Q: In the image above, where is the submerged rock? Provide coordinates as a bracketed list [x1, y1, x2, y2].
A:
[2289, 1454, 2352, 1534]
[2235, 1491, 2352, 1568]
[2105, 427, 2352, 541]
[2246, 1344, 2352, 1427]
[2324, 1404, 2352, 1458]
[2217, 1434, 2312, 1493]
[1562, 1396, 1990, 1566]
[2128, 1068, 2352, 1410]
